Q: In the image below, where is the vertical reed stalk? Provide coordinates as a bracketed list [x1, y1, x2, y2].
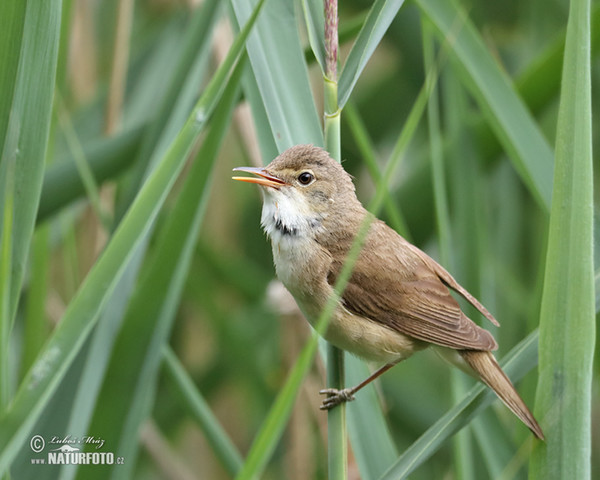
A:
[324, 1, 346, 479]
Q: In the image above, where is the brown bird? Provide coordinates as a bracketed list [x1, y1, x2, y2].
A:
[233, 144, 544, 440]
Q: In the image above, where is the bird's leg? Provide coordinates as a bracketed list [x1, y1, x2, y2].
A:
[319, 363, 395, 410]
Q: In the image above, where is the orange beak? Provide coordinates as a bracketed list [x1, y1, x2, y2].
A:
[232, 167, 287, 189]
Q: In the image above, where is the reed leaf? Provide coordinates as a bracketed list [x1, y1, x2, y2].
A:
[0, 0, 62, 325]
[338, 0, 406, 108]
[230, 0, 323, 151]
[529, 0, 595, 476]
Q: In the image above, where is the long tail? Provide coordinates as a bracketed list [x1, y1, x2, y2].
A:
[459, 350, 544, 440]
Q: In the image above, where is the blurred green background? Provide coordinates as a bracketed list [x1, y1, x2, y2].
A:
[0, 0, 597, 478]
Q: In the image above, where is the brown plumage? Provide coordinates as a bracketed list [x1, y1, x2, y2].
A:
[233, 144, 544, 440]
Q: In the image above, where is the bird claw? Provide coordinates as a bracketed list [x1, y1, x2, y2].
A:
[319, 388, 356, 410]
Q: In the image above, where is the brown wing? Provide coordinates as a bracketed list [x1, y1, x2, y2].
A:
[327, 220, 498, 351]
[405, 242, 500, 327]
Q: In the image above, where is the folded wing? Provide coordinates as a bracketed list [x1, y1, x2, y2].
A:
[327, 220, 498, 351]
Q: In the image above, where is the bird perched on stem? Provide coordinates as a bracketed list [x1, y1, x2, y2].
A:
[233, 144, 544, 440]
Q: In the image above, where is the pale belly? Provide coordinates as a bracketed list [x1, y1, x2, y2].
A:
[271, 237, 425, 365]
[298, 295, 424, 364]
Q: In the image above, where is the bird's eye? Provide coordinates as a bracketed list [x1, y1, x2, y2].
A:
[298, 171, 314, 185]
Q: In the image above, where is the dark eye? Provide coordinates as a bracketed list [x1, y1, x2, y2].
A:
[298, 171, 314, 185]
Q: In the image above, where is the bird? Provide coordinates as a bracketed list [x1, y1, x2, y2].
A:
[232, 144, 544, 440]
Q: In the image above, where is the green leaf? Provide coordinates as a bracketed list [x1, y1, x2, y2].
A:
[595, 269, 600, 313]
[338, 0, 406, 108]
[0, 156, 15, 408]
[20, 227, 50, 378]
[0, 0, 62, 324]
[343, 102, 410, 239]
[162, 347, 244, 475]
[0, 1, 26, 159]
[240, 66, 280, 161]
[515, 3, 600, 118]
[529, 0, 595, 477]
[415, 0, 554, 211]
[56, 97, 111, 230]
[346, 355, 398, 480]
[230, 0, 323, 151]
[300, 0, 326, 73]
[234, 326, 321, 480]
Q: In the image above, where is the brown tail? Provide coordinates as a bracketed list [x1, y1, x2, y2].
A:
[459, 350, 544, 440]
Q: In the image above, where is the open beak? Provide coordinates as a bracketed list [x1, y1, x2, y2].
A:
[232, 166, 287, 189]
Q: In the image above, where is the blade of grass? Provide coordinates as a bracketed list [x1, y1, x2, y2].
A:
[0, 0, 62, 326]
[0, 1, 266, 471]
[595, 269, 600, 313]
[529, 0, 595, 476]
[344, 101, 410, 239]
[104, 0, 135, 133]
[162, 346, 244, 476]
[515, 3, 600, 118]
[54, 0, 74, 96]
[379, 331, 540, 480]
[300, 0, 326, 73]
[0, 157, 15, 409]
[345, 355, 398, 480]
[240, 66, 279, 161]
[422, 22, 451, 265]
[0, 1, 26, 160]
[230, 0, 323, 150]
[56, 95, 112, 230]
[56, 253, 146, 480]
[416, 0, 554, 211]
[338, 0, 406, 108]
[20, 227, 50, 379]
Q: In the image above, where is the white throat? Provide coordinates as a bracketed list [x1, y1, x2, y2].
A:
[260, 188, 324, 247]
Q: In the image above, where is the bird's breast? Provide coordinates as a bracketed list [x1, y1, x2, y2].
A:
[271, 235, 326, 296]
[270, 235, 423, 365]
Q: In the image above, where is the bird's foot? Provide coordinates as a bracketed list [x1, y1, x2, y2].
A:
[319, 388, 356, 410]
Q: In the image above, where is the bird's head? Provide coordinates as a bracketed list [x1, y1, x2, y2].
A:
[233, 145, 362, 241]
